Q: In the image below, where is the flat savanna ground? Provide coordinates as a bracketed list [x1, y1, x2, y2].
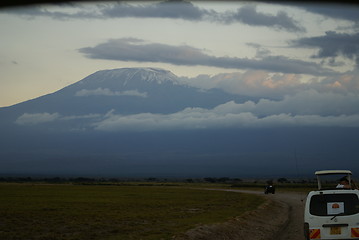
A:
[0, 183, 267, 240]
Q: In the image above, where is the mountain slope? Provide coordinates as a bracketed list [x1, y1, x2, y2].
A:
[0, 67, 251, 127]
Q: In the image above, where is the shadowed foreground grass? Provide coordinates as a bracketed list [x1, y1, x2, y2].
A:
[0, 183, 264, 240]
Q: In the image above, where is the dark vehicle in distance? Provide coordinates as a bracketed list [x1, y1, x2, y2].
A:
[265, 185, 275, 194]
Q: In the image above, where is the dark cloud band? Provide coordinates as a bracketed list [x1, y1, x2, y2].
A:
[79, 38, 333, 76]
[219, 5, 305, 32]
[292, 31, 359, 67]
[5, 1, 305, 32]
[294, 4, 359, 24]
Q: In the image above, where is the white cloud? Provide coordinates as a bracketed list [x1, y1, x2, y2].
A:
[15, 89, 359, 130]
[121, 90, 148, 98]
[93, 90, 359, 132]
[182, 70, 307, 99]
[61, 113, 102, 121]
[94, 107, 359, 132]
[183, 69, 359, 99]
[75, 88, 148, 98]
[15, 112, 60, 125]
[15, 112, 101, 126]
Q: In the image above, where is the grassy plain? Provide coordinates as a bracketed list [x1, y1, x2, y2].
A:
[0, 183, 264, 240]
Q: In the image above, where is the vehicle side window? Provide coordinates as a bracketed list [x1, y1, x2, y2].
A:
[310, 194, 359, 216]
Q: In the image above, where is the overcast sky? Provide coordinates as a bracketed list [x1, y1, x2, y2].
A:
[1, 1, 359, 108]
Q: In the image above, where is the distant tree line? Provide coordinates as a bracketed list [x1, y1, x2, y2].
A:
[0, 176, 243, 183]
[0, 176, 317, 185]
[0, 176, 101, 183]
[201, 177, 243, 183]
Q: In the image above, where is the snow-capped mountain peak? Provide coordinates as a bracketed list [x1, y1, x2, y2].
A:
[1, 67, 246, 118]
[78, 67, 180, 87]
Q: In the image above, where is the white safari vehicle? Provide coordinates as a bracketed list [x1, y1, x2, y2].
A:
[304, 170, 359, 240]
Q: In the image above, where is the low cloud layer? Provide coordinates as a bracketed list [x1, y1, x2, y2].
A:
[15, 112, 60, 125]
[75, 88, 148, 98]
[16, 89, 359, 130]
[15, 112, 101, 126]
[79, 38, 333, 76]
[93, 89, 359, 131]
[182, 69, 359, 99]
[94, 105, 359, 132]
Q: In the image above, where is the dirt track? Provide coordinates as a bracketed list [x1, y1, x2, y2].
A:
[229, 189, 307, 240]
[268, 191, 307, 240]
[174, 189, 307, 240]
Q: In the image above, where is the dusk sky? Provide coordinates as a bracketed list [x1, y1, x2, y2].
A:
[1, 1, 359, 109]
[1, 1, 359, 177]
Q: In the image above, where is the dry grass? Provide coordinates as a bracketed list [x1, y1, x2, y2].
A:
[0, 183, 265, 240]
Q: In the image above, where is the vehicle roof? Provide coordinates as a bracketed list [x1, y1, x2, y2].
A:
[308, 189, 359, 195]
[315, 170, 352, 175]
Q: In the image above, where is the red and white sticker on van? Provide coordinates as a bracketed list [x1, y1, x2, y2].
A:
[310, 229, 321, 239]
[327, 202, 344, 215]
[352, 228, 359, 238]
